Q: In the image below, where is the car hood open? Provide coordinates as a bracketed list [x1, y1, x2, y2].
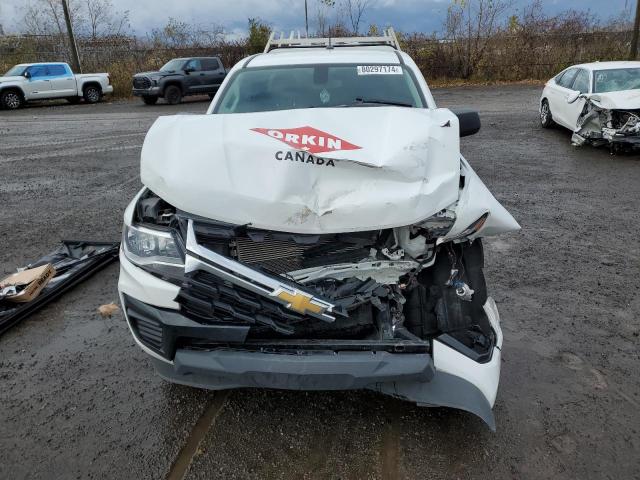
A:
[141, 107, 462, 233]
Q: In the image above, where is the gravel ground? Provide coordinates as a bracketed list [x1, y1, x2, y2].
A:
[0, 87, 638, 480]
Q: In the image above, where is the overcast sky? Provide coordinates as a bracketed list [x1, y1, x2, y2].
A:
[0, 0, 634, 37]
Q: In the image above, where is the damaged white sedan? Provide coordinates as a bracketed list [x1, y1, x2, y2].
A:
[540, 61, 640, 152]
[118, 30, 520, 430]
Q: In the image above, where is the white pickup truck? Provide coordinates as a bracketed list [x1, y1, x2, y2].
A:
[0, 62, 113, 109]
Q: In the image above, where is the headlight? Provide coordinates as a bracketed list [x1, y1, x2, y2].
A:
[416, 208, 457, 239]
[123, 224, 184, 274]
[447, 212, 489, 241]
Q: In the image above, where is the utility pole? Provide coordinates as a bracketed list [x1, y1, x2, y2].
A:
[305, 0, 309, 37]
[61, 0, 82, 73]
[631, 0, 640, 60]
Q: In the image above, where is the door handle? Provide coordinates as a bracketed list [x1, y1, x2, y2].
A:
[199, 73, 205, 76]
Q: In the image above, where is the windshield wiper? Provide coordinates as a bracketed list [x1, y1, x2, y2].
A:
[352, 98, 413, 107]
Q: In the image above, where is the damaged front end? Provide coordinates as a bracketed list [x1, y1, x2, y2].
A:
[572, 96, 640, 152]
[119, 164, 517, 430]
[119, 104, 519, 429]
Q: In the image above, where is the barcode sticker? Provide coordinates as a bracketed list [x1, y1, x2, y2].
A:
[357, 65, 402, 75]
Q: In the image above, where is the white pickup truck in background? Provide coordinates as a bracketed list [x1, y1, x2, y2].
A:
[0, 62, 113, 110]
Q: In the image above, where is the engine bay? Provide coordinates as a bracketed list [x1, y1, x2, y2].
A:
[129, 190, 496, 361]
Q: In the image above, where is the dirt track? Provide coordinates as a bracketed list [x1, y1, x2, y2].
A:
[1, 87, 639, 480]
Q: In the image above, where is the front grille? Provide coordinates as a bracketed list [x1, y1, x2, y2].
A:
[128, 308, 164, 352]
[176, 271, 379, 340]
[133, 76, 151, 89]
[176, 271, 308, 335]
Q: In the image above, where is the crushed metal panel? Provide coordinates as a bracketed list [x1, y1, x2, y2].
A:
[572, 93, 640, 150]
[141, 107, 461, 234]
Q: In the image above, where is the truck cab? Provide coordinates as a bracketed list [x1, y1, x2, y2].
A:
[0, 62, 113, 109]
[132, 57, 227, 105]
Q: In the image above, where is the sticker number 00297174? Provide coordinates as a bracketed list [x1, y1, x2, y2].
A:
[357, 65, 402, 75]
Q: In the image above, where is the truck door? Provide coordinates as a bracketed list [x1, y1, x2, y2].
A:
[201, 58, 225, 91]
[183, 59, 204, 93]
[24, 65, 52, 99]
[48, 64, 76, 97]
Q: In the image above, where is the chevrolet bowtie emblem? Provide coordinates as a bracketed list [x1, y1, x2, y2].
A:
[272, 288, 325, 315]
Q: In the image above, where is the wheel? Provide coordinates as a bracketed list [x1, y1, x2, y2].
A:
[142, 95, 159, 105]
[67, 97, 81, 104]
[164, 85, 182, 105]
[540, 99, 554, 128]
[83, 85, 102, 104]
[1, 90, 23, 110]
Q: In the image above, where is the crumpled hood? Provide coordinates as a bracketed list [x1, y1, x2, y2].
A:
[589, 90, 640, 110]
[141, 107, 461, 233]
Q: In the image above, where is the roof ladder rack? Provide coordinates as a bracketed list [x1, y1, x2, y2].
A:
[264, 27, 401, 53]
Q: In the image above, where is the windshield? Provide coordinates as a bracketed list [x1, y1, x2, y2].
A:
[160, 59, 186, 73]
[214, 64, 425, 113]
[4, 65, 27, 77]
[593, 68, 640, 93]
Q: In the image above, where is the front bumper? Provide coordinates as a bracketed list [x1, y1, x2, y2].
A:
[118, 252, 502, 430]
[153, 347, 497, 431]
[132, 87, 161, 97]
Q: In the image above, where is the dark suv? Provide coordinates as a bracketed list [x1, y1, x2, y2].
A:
[132, 57, 226, 105]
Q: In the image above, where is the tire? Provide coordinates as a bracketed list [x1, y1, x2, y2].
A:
[1, 90, 23, 110]
[67, 97, 81, 104]
[540, 99, 554, 128]
[164, 85, 182, 105]
[142, 95, 159, 105]
[83, 85, 102, 104]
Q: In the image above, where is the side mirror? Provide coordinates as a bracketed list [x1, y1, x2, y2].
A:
[566, 91, 581, 104]
[451, 108, 481, 137]
[23, 71, 31, 79]
[184, 68, 194, 74]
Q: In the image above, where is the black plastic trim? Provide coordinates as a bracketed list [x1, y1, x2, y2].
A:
[436, 332, 495, 364]
[122, 293, 250, 360]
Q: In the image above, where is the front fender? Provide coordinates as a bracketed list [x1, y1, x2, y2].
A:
[0, 83, 26, 97]
[442, 157, 520, 241]
[159, 77, 186, 94]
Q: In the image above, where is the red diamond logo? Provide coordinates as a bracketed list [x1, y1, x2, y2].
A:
[251, 126, 362, 155]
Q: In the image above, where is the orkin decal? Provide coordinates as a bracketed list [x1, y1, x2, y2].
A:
[251, 126, 362, 155]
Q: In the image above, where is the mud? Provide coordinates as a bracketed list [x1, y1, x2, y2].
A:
[1, 87, 638, 479]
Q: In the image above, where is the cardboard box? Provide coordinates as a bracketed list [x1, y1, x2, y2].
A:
[0, 264, 56, 303]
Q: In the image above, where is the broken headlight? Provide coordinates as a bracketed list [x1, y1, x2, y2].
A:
[416, 208, 457, 239]
[449, 212, 489, 241]
[123, 224, 184, 274]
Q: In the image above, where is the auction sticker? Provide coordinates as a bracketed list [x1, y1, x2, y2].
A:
[357, 65, 402, 75]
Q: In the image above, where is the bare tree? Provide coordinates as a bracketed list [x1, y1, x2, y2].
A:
[149, 17, 224, 48]
[315, 0, 335, 36]
[20, 0, 70, 35]
[18, 0, 128, 38]
[84, 0, 130, 39]
[344, 0, 372, 34]
[445, 0, 511, 78]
